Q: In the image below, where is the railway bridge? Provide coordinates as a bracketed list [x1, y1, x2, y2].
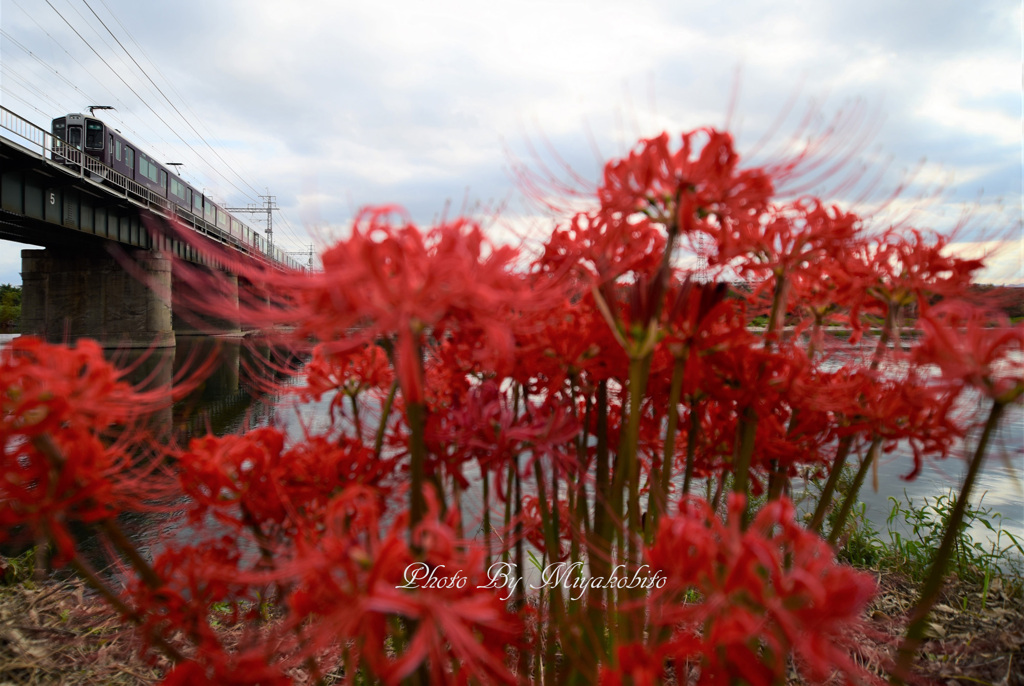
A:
[0, 106, 297, 348]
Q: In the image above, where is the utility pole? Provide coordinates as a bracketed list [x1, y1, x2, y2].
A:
[287, 245, 315, 270]
[226, 193, 278, 251]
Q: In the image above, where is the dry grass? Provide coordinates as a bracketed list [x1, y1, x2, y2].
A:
[0, 565, 1020, 685]
[857, 569, 1024, 686]
[0, 578, 166, 685]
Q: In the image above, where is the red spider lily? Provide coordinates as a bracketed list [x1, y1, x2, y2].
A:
[914, 302, 1024, 404]
[762, 365, 870, 474]
[510, 492, 575, 559]
[717, 199, 861, 281]
[152, 207, 531, 404]
[297, 207, 527, 377]
[786, 260, 864, 352]
[424, 379, 520, 489]
[286, 499, 522, 685]
[647, 495, 878, 685]
[0, 338, 175, 561]
[541, 210, 666, 286]
[511, 294, 629, 394]
[661, 279, 734, 355]
[597, 130, 773, 235]
[129, 539, 263, 657]
[0, 337, 168, 436]
[417, 338, 477, 413]
[857, 371, 964, 480]
[300, 342, 394, 426]
[847, 228, 985, 335]
[178, 427, 396, 536]
[428, 380, 580, 495]
[699, 339, 805, 415]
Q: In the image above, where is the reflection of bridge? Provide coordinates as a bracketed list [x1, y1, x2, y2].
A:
[0, 106, 294, 348]
[119, 337, 302, 440]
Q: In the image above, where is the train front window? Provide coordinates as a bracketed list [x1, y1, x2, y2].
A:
[52, 119, 66, 142]
[85, 120, 103, 149]
[67, 127, 81, 148]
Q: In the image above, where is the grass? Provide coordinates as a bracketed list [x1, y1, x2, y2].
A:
[878, 490, 1024, 601]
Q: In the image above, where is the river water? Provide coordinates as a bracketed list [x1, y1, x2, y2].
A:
[2, 333, 1021, 560]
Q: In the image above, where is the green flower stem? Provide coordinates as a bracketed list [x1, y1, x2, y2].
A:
[348, 393, 362, 439]
[534, 461, 566, 684]
[646, 353, 686, 542]
[808, 434, 855, 534]
[482, 468, 491, 569]
[513, 454, 528, 677]
[591, 381, 611, 561]
[681, 402, 700, 497]
[893, 399, 1006, 682]
[99, 519, 165, 591]
[731, 405, 759, 517]
[406, 399, 427, 544]
[373, 380, 398, 459]
[766, 272, 789, 341]
[870, 304, 896, 372]
[502, 457, 515, 565]
[588, 381, 611, 661]
[811, 304, 895, 535]
[622, 355, 652, 641]
[828, 435, 881, 546]
[610, 356, 650, 536]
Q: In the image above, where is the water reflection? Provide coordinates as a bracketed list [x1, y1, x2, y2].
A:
[0, 334, 304, 564]
[857, 398, 1023, 554]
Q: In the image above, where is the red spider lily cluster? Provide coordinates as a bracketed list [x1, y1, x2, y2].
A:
[3, 127, 1022, 685]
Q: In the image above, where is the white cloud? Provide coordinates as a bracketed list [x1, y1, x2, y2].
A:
[0, 0, 1019, 283]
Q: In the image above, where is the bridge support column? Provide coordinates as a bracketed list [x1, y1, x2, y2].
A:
[20, 248, 174, 348]
[172, 268, 242, 337]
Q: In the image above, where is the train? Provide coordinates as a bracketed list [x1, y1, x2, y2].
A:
[51, 112, 302, 270]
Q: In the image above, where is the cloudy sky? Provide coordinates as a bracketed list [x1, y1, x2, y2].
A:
[1, 0, 1020, 284]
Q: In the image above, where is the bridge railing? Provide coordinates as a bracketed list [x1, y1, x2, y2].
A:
[0, 106, 47, 151]
[1, 106, 304, 271]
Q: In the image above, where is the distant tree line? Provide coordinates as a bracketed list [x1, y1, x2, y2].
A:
[0, 284, 20, 332]
[967, 284, 1024, 320]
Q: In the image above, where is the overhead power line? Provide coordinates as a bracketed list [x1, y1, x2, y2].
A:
[43, 0, 258, 204]
[80, 0, 263, 201]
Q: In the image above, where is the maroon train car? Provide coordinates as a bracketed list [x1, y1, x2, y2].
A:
[50, 112, 293, 267]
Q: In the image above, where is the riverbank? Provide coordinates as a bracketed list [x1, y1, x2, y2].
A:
[1, 553, 1020, 684]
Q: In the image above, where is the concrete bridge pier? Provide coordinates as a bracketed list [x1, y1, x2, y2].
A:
[21, 247, 175, 349]
[171, 268, 242, 337]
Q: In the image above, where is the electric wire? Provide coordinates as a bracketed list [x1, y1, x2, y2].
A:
[81, 0, 263, 201]
[43, 0, 258, 203]
[94, 0, 267, 200]
[3, 1, 312, 264]
[0, 28, 112, 114]
[7, 1, 129, 111]
[1, 63, 67, 113]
